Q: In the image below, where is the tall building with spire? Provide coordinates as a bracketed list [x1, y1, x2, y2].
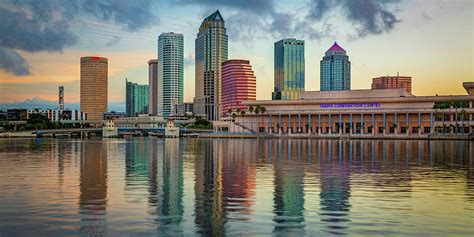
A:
[320, 42, 351, 91]
[194, 10, 228, 121]
[157, 32, 184, 118]
[273, 38, 305, 100]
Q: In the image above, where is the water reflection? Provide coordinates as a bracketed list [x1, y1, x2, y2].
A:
[79, 141, 108, 236]
[194, 139, 225, 236]
[272, 140, 306, 235]
[319, 141, 351, 235]
[156, 139, 184, 234]
[0, 138, 473, 236]
[124, 138, 184, 234]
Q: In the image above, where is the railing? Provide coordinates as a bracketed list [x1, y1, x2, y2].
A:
[233, 122, 256, 134]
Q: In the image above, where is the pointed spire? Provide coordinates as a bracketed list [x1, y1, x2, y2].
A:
[206, 9, 224, 22]
[326, 42, 346, 53]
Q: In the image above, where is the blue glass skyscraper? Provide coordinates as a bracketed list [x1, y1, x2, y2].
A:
[158, 32, 184, 118]
[272, 38, 305, 100]
[320, 42, 351, 91]
[126, 79, 149, 117]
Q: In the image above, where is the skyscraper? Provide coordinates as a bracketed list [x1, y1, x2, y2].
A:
[194, 10, 228, 121]
[125, 79, 149, 117]
[222, 59, 256, 116]
[58, 86, 64, 110]
[372, 74, 412, 93]
[272, 38, 305, 100]
[320, 42, 351, 91]
[80, 56, 108, 121]
[148, 59, 158, 115]
[158, 33, 184, 118]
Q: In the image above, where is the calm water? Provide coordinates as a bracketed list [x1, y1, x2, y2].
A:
[0, 138, 473, 236]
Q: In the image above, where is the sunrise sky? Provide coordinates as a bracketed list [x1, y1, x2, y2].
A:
[0, 0, 472, 109]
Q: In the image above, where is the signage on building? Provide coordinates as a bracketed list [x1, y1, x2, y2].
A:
[320, 103, 381, 109]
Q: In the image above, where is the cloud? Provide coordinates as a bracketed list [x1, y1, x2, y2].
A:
[105, 36, 122, 47]
[0, 47, 31, 76]
[307, 0, 400, 38]
[180, 0, 401, 41]
[0, 7, 77, 52]
[177, 0, 280, 41]
[178, 0, 275, 14]
[0, 0, 160, 76]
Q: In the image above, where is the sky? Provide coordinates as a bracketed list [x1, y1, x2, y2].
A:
[0, 0, 473, 110]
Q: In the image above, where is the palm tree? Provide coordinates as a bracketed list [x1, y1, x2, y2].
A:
[460, 108, 467, 134]
[227, 108, 233, 117]
[260, 106, 267, 133]
[248, 106, 254, 114]
[255, 106, 261, 135]
[248, 106, 255, 132]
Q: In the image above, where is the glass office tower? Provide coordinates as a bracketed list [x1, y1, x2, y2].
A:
[126, 79, 149, 117]
[194, 10, 228, 121]
[272, 38, 305, 100]
[158, 32, 184, 118]
[320, 42, 351, 91]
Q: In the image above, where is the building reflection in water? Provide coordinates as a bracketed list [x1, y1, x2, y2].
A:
[194, 139, 225, 236]
[319, 140, 351, 235]
[79, 141, 108, 236]
[222, 139, 256, 217]
[124, 139, 150, 202]
[272, 140, 306, 235]
[156, 138, 184, 234]
[124, 138, 184, 234]
[193, 139, 258, 235]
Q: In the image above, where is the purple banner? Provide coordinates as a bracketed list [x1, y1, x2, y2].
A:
[320, 103, 381, 109]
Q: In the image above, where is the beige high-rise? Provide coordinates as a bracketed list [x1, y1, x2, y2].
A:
[80, 56, 108, 121]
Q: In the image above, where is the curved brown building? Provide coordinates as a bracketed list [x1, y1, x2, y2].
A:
[80, 56, 108, 121]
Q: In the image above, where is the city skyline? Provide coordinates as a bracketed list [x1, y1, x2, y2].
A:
[0, 0, 472, 109]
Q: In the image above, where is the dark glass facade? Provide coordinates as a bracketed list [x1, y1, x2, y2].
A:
[273, 38, 305, 100]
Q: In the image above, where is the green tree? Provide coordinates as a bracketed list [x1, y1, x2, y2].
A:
[26, 113, 55, 130]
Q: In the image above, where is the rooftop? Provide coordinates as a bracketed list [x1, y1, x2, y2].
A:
[326, 42, 346, 54]
[206, 10, 224, 22]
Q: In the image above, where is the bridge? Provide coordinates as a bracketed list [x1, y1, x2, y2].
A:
[29, 127, 212, 138]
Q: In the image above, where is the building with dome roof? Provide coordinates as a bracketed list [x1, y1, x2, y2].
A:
[320, 42, 351, 91]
